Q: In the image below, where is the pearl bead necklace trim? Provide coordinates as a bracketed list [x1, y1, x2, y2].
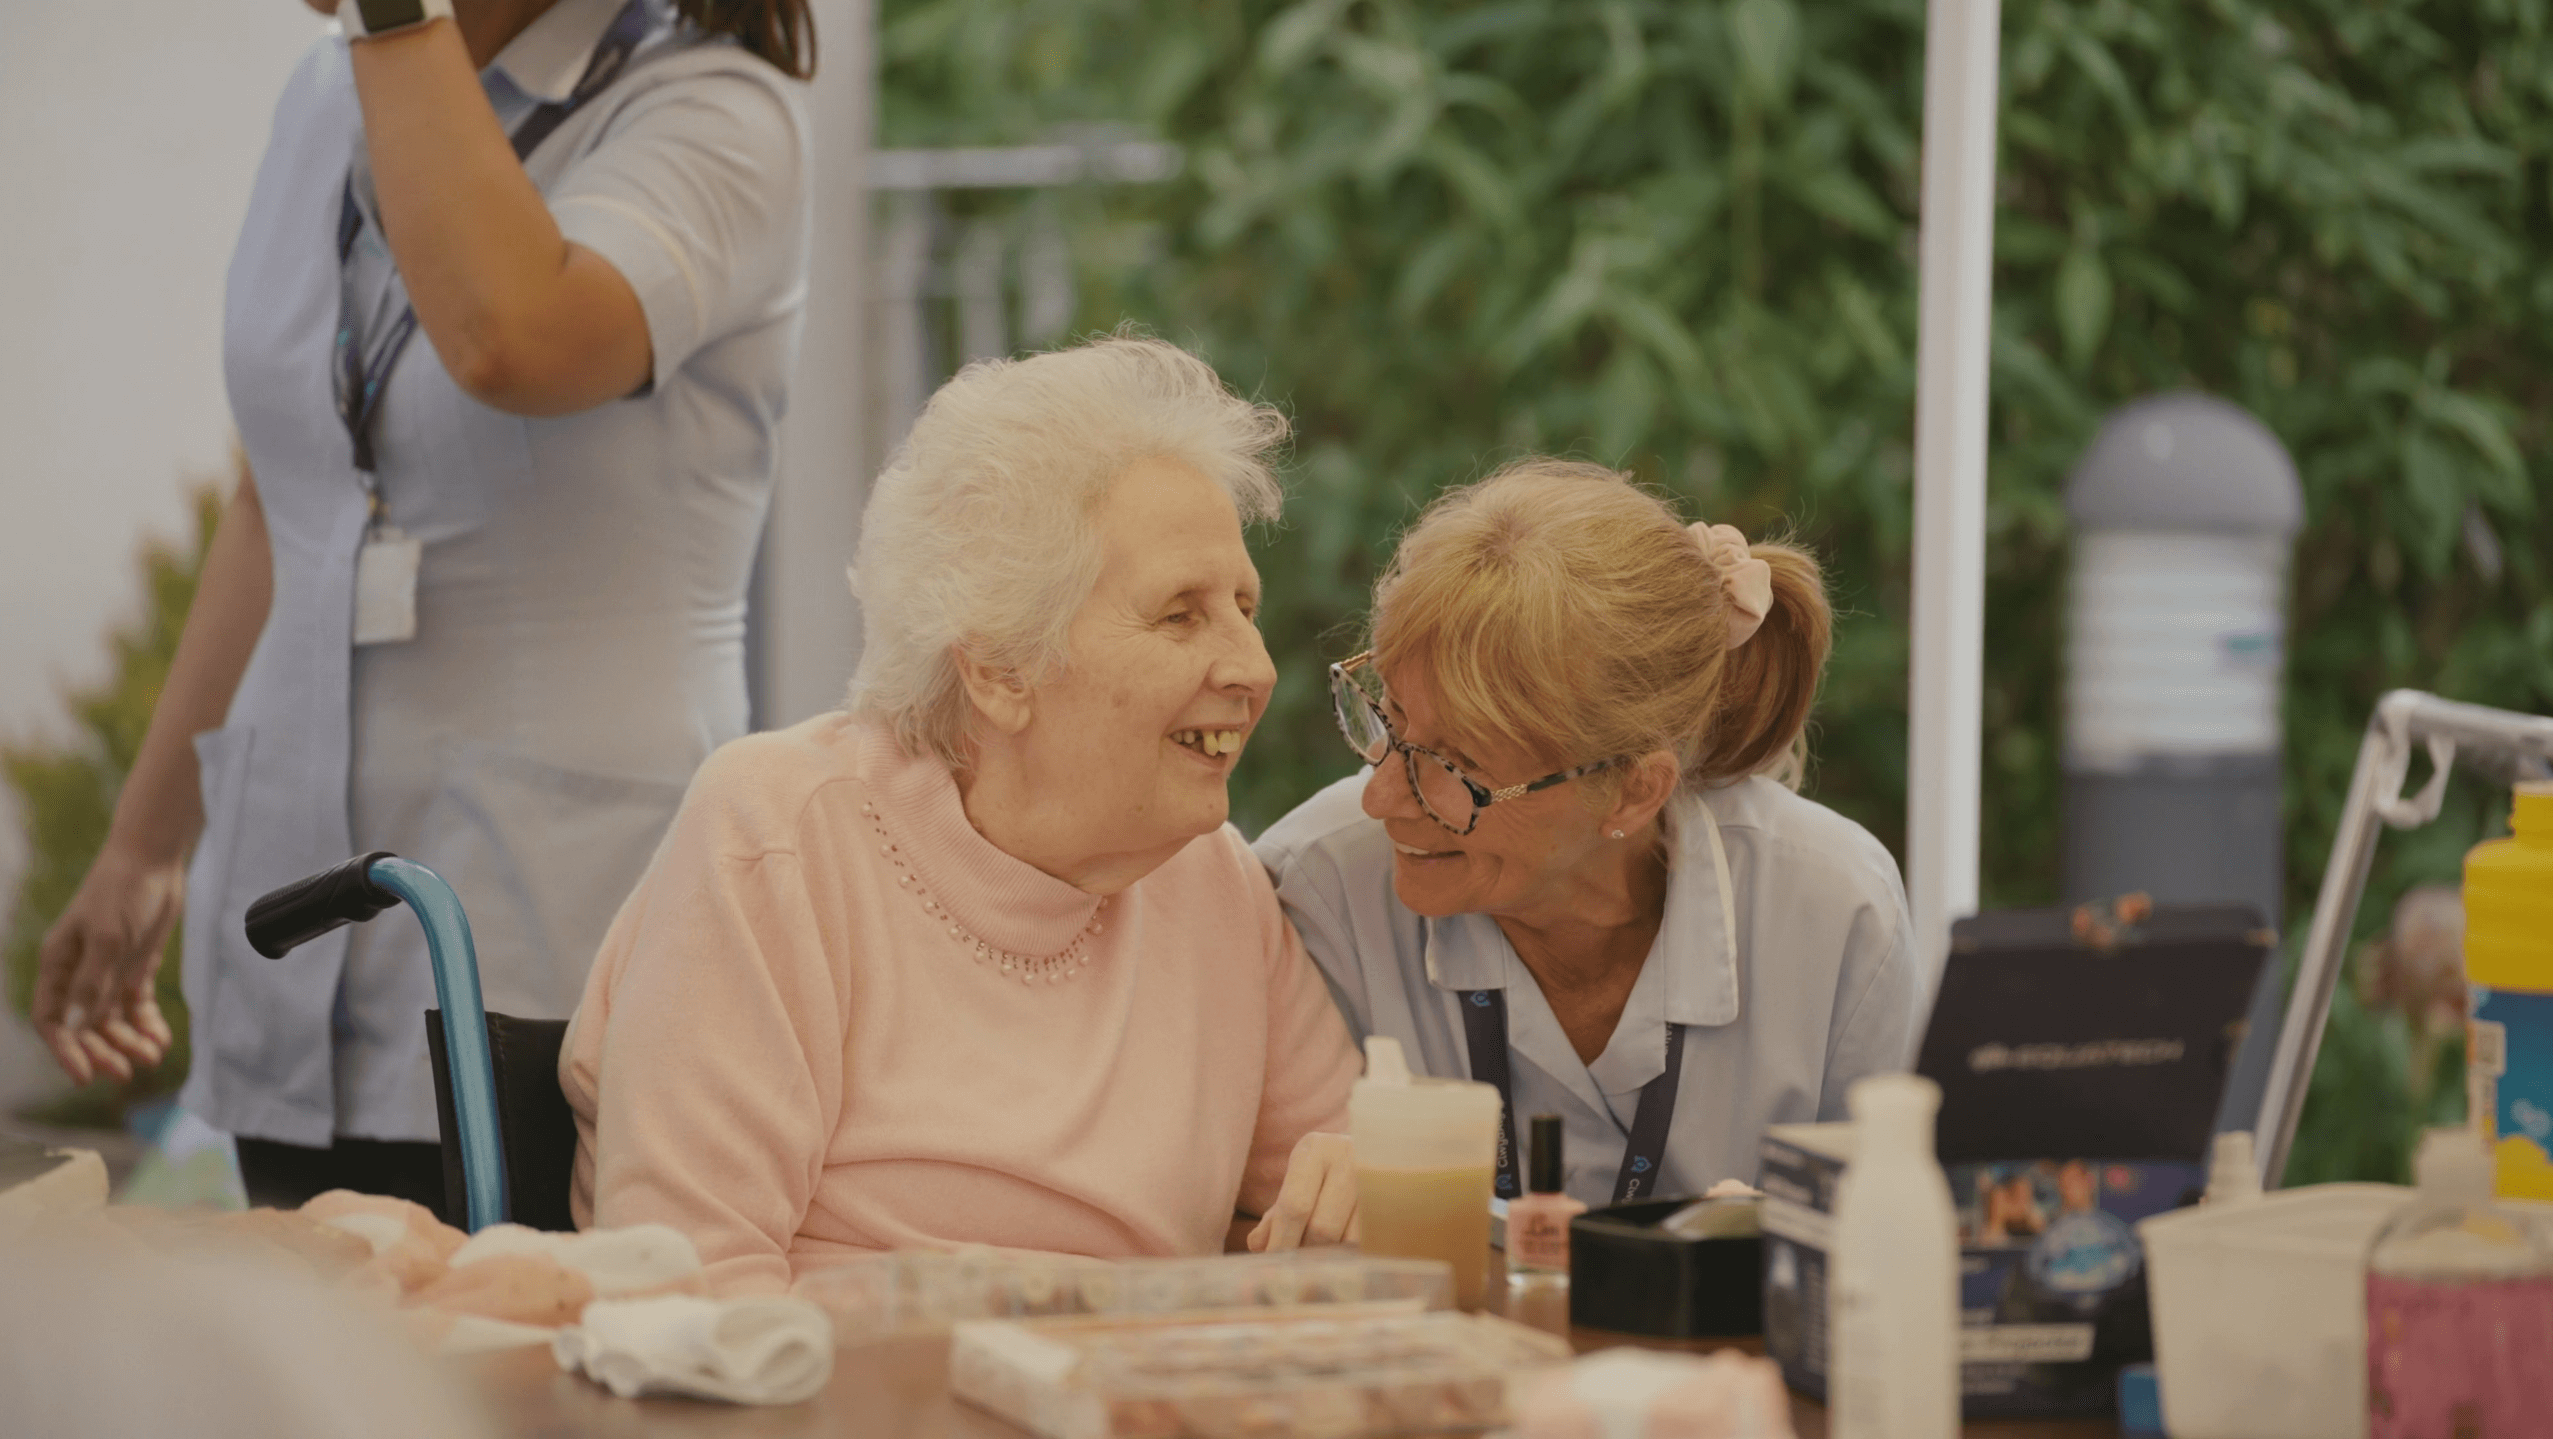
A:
[859, 799, 1106, 985]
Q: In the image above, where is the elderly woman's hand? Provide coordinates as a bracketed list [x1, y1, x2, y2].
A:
[1247, 1131, 1360, 1251]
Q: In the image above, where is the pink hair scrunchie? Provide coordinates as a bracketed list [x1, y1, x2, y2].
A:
[1689, 521, 1773, 649]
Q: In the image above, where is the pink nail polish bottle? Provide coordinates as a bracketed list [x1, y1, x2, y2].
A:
[1508, 1114, 1587, 1276]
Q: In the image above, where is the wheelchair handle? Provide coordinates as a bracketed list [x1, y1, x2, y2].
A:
[239, 852, 511, 1232]
[245, 850, 401, 959]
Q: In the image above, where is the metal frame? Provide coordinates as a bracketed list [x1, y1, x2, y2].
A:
[2255, 690, 2553, 1187]
[366, 857, 510, 1231]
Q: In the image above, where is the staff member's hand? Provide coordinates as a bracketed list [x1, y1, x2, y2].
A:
[33, 841, 182, 1084]
[1248, 1131, 1359, 1251]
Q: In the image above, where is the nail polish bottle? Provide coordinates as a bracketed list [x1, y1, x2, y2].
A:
[1509, 1114, 1587, 1276]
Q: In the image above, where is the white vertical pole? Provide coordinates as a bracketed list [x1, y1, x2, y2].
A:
[762, 0, 875, 726]
[1906, 0, 2003, 980]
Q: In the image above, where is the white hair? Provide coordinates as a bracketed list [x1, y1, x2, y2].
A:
[848, 334, 1289, 767]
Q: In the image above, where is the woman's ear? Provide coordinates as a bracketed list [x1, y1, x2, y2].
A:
[1605, 751, 1682, 837]
[955, 646, 1035, 736]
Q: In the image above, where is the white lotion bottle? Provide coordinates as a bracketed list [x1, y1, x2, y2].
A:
[1829, 1073, 1960, 1439]
[2205, 1129, 2261, 1206]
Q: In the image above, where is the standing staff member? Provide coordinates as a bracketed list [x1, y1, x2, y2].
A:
[33, 0, 814, 1216]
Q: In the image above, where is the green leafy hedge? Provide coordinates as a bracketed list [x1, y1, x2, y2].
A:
[4, 486, 217, 1126]
[885, 0, 2553, 1178]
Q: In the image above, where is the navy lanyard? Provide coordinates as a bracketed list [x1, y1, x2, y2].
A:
[333, 0, 651, 473]
[1461, 988, 1686, 1206]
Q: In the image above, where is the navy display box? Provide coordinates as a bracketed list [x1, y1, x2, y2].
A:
[1758, 901, 2269, 1418]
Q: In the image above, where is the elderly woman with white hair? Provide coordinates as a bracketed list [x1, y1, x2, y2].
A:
[560, 336, 1362, 1293]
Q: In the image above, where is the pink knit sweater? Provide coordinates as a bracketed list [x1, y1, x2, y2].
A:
[561, 713, 1359, 1294]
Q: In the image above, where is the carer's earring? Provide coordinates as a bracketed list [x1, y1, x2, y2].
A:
[1611, 829, 1626, 840]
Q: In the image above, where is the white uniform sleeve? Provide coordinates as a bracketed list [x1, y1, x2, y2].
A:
[1817, 855, 1927, 1120]
[550, 63, 809, 390]
[1253, 777, 1384, 1038]
[1262, 848, 1375, 1039]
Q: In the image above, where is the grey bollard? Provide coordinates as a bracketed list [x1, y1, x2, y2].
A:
[2062, 392, 2304, 1133]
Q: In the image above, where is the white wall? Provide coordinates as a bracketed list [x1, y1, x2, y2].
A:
[759, 0, 872, 727]
[0, 5, 327, 741]
[0, 3, 329, 1114]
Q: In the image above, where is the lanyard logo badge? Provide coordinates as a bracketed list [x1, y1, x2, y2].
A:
[1460, 986, 1687, 1207]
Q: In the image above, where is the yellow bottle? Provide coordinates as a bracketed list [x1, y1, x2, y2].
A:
[2464, 781, 2553, 1199]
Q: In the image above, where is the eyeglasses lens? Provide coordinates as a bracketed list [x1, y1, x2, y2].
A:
[1332, 671, 1391, 764]
[1409, 751, 1479, 833]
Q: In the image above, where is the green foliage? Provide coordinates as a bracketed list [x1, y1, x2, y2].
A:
[887, 0, 2553, 1178]
[3, 484, 219, 1125]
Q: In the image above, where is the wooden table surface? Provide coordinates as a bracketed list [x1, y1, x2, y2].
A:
[460, 1258, 2121, 1439]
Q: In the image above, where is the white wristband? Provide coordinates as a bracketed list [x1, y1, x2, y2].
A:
[338, 0, 455, 42]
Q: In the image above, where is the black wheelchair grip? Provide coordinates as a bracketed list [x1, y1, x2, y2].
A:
[245, 851, 402, 959]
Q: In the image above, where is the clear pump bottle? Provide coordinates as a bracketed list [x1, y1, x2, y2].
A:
[2365, 1127, 2553, 1437]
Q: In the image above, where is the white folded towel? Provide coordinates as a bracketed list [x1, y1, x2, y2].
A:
[553, 1295, 833, 1406]
[451, 1223, 701, 1296]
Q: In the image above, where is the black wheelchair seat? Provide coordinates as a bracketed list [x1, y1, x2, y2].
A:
[425, 1010, 578, 1232]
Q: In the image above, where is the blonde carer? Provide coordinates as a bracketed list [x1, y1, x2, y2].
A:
[1258, 457, 1921, 1206]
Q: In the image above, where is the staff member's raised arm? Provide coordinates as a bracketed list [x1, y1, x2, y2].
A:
[324, 0, 811, 413]
[335, 0, 656, 413]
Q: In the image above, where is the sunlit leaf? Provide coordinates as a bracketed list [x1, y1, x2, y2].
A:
[1258, 0, 1347, 75]
[1780, 166, 1900, 240]
[2054, 242, 2113, 371]
[1730, 0, 1802, 106]
[2399, 428, 2468, 578]
[1825, 266, 1905, 374]
[2417, 389, 2531, 513]
[1601, 287, 1711, 388]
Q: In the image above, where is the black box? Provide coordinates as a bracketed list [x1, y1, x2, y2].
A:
[1567, 1197, 1763, 1338]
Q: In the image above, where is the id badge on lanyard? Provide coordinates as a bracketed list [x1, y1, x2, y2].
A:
[332, 0, 651, 646]
[352, 479, 422, 644]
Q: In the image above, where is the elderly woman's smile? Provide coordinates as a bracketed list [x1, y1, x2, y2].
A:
[1171, 727, 1246, 759]
[952, 453, 1278, 893]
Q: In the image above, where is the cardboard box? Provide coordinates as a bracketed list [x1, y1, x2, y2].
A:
[1758, 901, 2268, 1417]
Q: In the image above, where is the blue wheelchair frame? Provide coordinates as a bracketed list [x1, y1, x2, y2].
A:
[245, 852, 508, 1231]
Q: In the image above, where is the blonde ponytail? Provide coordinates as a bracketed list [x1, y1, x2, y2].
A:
[1690, 540, 1831, 789]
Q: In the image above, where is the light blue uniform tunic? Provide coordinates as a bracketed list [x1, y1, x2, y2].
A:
[181, 0, 809, 1146]
[1255, 772, 1927, 1208]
